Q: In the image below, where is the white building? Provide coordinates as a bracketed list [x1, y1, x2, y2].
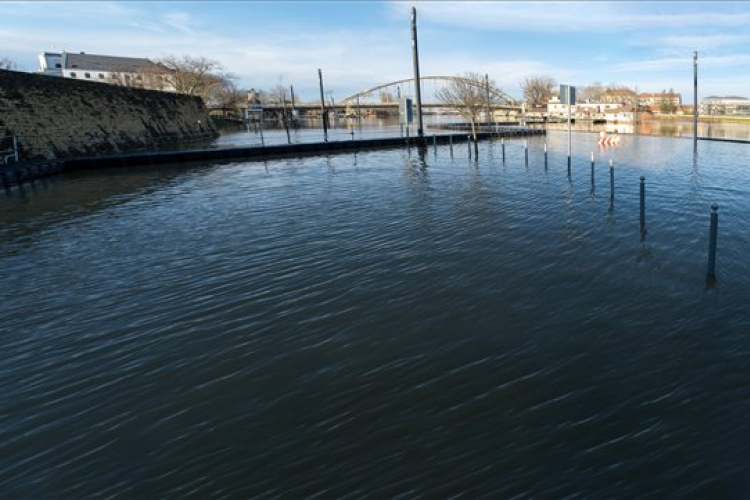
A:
[37, 51, 172, 91]
[699, 96, 750, 116]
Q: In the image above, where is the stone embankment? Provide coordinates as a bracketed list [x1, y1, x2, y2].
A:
[0, 69, 217, 162]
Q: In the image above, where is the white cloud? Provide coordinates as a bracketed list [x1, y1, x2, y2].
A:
[389, 1, 750, 33]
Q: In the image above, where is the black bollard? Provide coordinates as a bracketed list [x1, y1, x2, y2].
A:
[640, 176, 646, 235]
[609, 159, 615, 201]
[707, 203, 719, 280]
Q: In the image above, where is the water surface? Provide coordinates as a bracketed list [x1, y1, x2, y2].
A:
[1, 131, 749, 497]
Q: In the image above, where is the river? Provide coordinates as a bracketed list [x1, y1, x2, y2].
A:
[1, 130, 749, 497]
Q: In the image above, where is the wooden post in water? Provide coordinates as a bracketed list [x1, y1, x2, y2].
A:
[544, 142, 548, 168]
[640, 176, 646, 236]
[524, 140, 528, 166]
[467, 135, 471, 158]
[707, 203, 719, 281]
[318, 68, 328, 142]
[501, 138, 505, 163]
[449, 134, 453, 156]
[609, 159, 615, 201]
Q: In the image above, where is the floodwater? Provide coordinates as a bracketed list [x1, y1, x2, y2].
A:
[1, 131, 750, 497]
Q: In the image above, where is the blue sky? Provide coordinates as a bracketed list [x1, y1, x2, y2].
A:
[3, 1, 750, 102]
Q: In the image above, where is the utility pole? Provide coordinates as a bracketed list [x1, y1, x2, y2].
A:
[694, 51, 698, 145]
[318, 68, 328, 142]
[411, 7, 425, 146]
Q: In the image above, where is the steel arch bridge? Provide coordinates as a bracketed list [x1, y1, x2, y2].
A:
[340, 76, 519, 107]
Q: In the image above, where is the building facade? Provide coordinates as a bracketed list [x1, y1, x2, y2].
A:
[699, 96, 750, 116]
[37, 51, 173, 91]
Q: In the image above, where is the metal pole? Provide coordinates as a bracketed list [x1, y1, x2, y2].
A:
[449, 134, 453, 156]
[590, 151, 595, 187]
[259, 109, 265, 147]
[707, 202, 719, 279]
[290, 85, 298, 130]
[485, 73, 491, 126]
[411, 7, 425, 146]
[524, 140, 528, 166]
[318, 68, 328, 142]
[357, 96, 362, 130]
[467, 135, 471, 158]
[433, 134, 437, 154]
[694, 51, 698, 145]
[281, 92, 291, 145]
[609, 159, 615, 201]
[567, 97, 572, 173]
[640, 176, 646, 235]
[544, 142, 548, 168]
[501, 138, 505, 163]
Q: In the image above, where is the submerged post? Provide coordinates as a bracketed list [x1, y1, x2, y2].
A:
[524, 140, 528, 166]
[544, 142, 548, 168]
[609, 159, 615, 200]
[707, 203, 719, 280]
[467, 135, 471, 158]
[449, 134, 454, 155]
[501, 138, 505, 163]
[318, 68, 328, 142]
[640, 176, 646, 235]
[411, 7, 425, 147]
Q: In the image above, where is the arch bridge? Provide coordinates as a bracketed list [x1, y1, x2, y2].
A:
[341, 76, 520, 110]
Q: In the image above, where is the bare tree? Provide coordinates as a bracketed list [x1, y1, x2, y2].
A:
[0, 57, 19, 70]
[521, 75, 557, 108]
[436, 72, 502, 151]
[157, 55, 225, 100]
[577, 82, 605, 102]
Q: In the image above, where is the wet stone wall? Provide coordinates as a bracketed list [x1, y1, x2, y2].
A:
[0, 69, 218, 160]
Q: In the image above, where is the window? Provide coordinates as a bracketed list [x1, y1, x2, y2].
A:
[70, 72, 77, 78]
[71, 64, 78, 68]
[84, 72, 91, 79]
[55, 63, 61, 68]
[98, 73, 104, 79]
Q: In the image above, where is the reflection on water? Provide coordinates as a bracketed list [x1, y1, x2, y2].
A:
[546, 118, 750, 140]
[2, 132, 750, 497]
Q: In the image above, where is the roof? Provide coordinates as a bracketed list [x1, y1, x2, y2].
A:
[62, 52, 163, 73]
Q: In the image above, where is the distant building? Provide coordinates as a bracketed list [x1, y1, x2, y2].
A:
[700, 96, 750, 116]
[37, 51, 172, 91]
[638, 92, 682, 108]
